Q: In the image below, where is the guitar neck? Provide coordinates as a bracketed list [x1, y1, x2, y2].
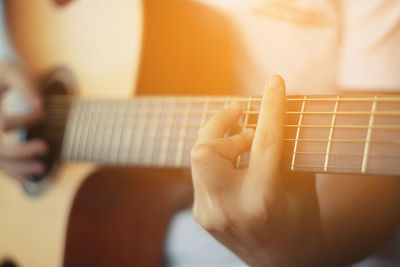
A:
[47, 94, 400, 176]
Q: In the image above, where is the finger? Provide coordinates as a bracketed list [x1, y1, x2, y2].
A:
[1, 112, 45, 131]
[0, 159, 46, 180]
[0, 139, 48, 159]
[192, 128, 255, 164]
[197, 102, 242, 144]
[0, 63, 43, 109]
[248, 75, 286, 180]
[191, 129, 254, 194]
[0, 63, 44, 131]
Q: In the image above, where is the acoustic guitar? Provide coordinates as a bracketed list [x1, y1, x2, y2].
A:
[1, 1, 399, 267]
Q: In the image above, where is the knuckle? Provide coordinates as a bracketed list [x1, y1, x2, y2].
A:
[192, 202, 236, 234]
[194, 210, 234, 234]
[192, 208, 204, 226]
[241, 203, 271, 229]
[245, 206, 270, 224]
[240, 192, 275, 225]
[191, 144, 215, 165]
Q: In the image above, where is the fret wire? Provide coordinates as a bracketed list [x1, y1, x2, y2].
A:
[134, 101, 151, 164]
[125, 102, 138, 164]
[224, 96, 229, 108]
[67, 101, 80, 160]
[175, 99, 193, 167]
[160, 99, 177, 166]
[86, 101, 102, 161]
[116, 102, 130, 164]
[71, 101, 88, 160]
[47, 95, 400, 104]
[200, 96, 210, 128]
[242, 96, 252, 130]
[237, 96, 252, 168]
[104, 103, 121, 163]
[291, 96, 306, 171]
[361, 96, 378, 173]
[79, 102, 94, 161]
[224, 95, 231, 133]
[148, 100, 163, 165]
[324, 96, 340, 172]
[97, 103, 113, 162]
[61, 101, 80, 160]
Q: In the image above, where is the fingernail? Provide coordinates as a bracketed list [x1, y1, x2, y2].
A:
[268, 75, 283, 90]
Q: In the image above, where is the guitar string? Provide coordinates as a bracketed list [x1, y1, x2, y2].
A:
[45, 107, 400, 117]
[44, 95, 400, 103]
[43, 125, 400, 145]
[45, 103, 400, 121]
[43, 117, 400, 131]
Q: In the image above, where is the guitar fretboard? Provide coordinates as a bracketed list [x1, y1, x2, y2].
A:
[46, 95, 400, 176]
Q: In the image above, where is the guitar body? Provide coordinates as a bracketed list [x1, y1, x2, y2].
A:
[1, 0, 142, 266]
[1, 1, 239, 265]
[0, 163, 97, 267]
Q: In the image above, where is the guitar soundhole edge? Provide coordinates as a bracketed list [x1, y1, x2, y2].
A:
[22, 68, 75, 196]
[0, 260, 18, 267]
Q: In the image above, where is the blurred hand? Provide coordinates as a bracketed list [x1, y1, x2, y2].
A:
[191, 75, 323, 267]
[0, 62, 47, 181]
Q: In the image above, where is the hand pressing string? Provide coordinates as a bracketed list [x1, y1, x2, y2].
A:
[191, 75, 323, 267]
